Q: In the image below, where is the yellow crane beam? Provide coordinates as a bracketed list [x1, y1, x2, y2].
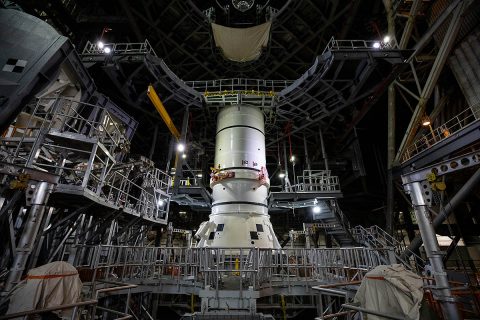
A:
[147, 85, 180, 140]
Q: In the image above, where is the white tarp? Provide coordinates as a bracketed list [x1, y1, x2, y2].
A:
[211, 21, 271, 62]
[7, 261, 83, 318]
[354, 264, 424, 320]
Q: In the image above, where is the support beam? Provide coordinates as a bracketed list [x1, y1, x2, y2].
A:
[172, 107, 190, 196]
[147, 85, 181, 140]
[402, 167, 480, 258]
[403, 182, 460, 319]
[398, 0, 422, 49]
[395, 0, 470, 163]
[4, 181, 53, 292]
[149, 125, 159, 159]
[384, 0, 396, 235]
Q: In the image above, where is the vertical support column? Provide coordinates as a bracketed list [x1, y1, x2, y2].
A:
[303, 134, 311, 172]
[4, 181, 53, 291]
[165, 137, 175, 173]
[82, 144, 98, 188]
[383, 0, 396, 235]
[319, 128, 329, 171]
[404, 181, 460, 320]
[173, 107, 189, 195]
[386, 83, 396, 234]
[166, 222, 173, 247]
[282, 139, 291, 191]
[149, 124, 159, 159]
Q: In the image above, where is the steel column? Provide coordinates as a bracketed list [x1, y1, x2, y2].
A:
[402, 167, 480, 259]
[172, 106, 189, 195]
[384, 0, 396, 235]
[318, 128, 329, 171]
[4, 181, 53, 291]
[404, 182, 460, 319]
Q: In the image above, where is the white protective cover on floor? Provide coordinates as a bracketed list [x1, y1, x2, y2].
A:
[211, 21, 271, 62]
[7, 261, 82, 318]
[354, 264, 423, 320]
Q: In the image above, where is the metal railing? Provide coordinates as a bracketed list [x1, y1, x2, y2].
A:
[0, 300, 98, 320]
[185, 78, 294, 95]
[322, 36, 398, 55]
[74, 245, 385, 293]
[103, 170, 170, 221]
[294, 170, 341, 192]
[402, 105, 480, 162]
[0, 281, 137, 320]
[0, 97, 171, 223]
[2, 97, 127, 161]
[82, 40, 157, 56]
[176, 169, 203, 187]
[351, 225, 425, 272]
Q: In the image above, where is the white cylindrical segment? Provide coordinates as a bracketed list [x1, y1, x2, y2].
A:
[197, 105, 280, 249]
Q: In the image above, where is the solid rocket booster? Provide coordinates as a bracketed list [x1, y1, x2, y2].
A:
[196, 105, 280, 248]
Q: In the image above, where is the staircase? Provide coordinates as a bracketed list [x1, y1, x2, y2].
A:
[309, 200, 356, 247]
[351, 225, 425, 273]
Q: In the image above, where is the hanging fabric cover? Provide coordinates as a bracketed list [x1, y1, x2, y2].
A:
[211, 21, 271, 62]
[354, 264, 424, 320]
[7, 261, 83, 319]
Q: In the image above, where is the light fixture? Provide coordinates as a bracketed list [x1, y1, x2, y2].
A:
[422, 116, 431, 126]
[97, 41, 104, 49]
[196, 173, 203, 178]
[278, 172, 285, 178]
[373, 42, 381, 49]
[157, 199, 165, 207]
[383, 35, 391, 43]
[177, 143, 185, 152]
[313, 206, 321, 214]
[289, 155, 295, 162]
[232, 0, 255, 12]
[182, 153, 187, 159]
[103, 47, 111, 54]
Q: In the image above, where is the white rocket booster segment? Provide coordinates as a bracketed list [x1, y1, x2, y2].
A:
[196, 105, 280, 249]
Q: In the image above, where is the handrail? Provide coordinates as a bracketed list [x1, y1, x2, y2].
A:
[1, 96, 172, 223]
[402, 105, 480, 162]
[75, 244, 384, 292]
[95, 283, 138, 299]
[0, 300, 98, 320]
[351, 225, 425, 272]
[82, 40, 157, 57]
[342, 303, 404, 320]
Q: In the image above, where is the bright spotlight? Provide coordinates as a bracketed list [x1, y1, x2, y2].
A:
[103, 47, 111, 54]
[177, 143, 185, 152]
[97, 41, 104, 49]
[383, 35, 391, 43]
[289, 155, 295, 162]
[373, 42, 381, 49]
[196, 173, 203, 178]
[182, 153, 187, 159]
[313, 206, 321, 214]
[157, 199, 164, 207]
[422, 116, 431, 126]
[278, 172, 286, 178]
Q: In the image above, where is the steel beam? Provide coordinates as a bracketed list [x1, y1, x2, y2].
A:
[403, 182, 460, 319]
[147, 85, 181, 140]
[395, 0, 470, 163]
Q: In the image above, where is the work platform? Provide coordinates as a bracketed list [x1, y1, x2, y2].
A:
[0, 97, 172, 225]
